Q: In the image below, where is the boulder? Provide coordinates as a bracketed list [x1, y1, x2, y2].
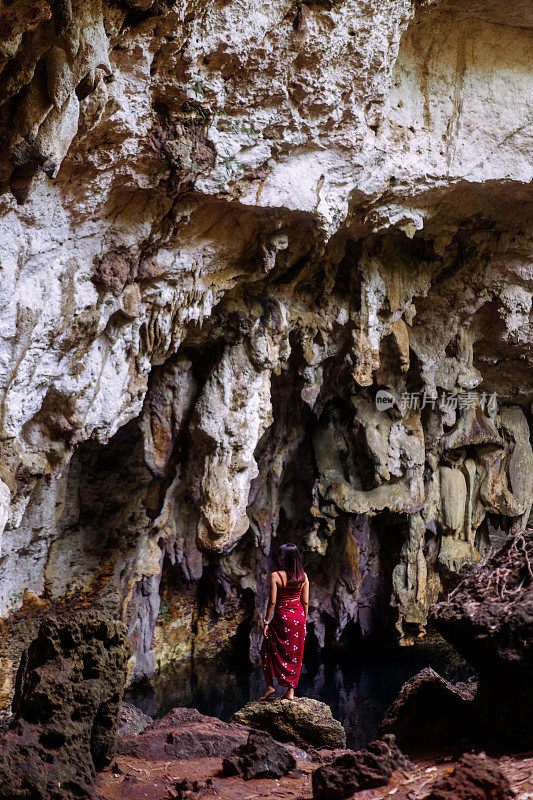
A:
[222, 729, 296, 779]
[0, 609, 131, 800]
[425, 753, 512, 800]
[379, 667, 476, 753]
[118, 707, 249, 760]
[312, 734, 412, 800]
[431, 529, 533, 748]
[118, 702, 153, 737]
[231, 697, 346, 749]
[171, 778, 219, 799]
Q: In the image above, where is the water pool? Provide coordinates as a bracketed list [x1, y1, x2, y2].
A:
[127, 632, 472, 750]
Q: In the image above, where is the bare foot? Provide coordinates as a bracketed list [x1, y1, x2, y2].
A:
[260, 687, 276, 702]
[283, 688, 295, 700]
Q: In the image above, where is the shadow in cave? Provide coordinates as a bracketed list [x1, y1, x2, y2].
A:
[126, 621, 472, 750]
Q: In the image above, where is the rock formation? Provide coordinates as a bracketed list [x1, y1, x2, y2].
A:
[232, 696, 346, 749]
[378, 667, 476, 752]
[424, 753, 512, 800]
[431, 528, 533, 749]
[171, 779, 219, 800]
[0, 610, 131, 800]
[380, 530, 533, 752]
[117, 702, 153, 737]
[97, 723, 533, 800]
[0, 0, 531, 697]
[312, 733, 412, 800]
[222, 729, 296, 780]
[117, 706, 249, 761]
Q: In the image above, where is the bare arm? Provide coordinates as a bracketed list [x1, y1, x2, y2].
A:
[301, 574, 309, 620]
[263, 573, 278, 636]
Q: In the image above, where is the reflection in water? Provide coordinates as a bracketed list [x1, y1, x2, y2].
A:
[127, 633, 472, 749]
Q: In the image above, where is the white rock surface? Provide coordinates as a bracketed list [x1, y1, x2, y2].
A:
[0, 0, 531, 691]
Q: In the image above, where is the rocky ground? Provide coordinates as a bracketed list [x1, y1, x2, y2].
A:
[95, 705, 533, 800]
[0, 0, 532, 706]
[96, 757, 533, 800]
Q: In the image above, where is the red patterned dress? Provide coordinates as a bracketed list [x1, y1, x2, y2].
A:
[261, 572, 306, 688]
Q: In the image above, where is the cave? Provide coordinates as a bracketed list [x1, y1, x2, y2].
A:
[0, 0, 531, 796]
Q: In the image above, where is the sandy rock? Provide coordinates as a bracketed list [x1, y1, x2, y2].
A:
[232, 697, 346, 749]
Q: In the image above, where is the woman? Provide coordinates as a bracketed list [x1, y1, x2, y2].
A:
[260, 542, 309, 701]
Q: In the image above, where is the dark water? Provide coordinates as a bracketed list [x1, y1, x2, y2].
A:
[127, 632, 472, 750]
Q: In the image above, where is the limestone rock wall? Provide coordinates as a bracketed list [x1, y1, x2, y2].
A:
[0, 0, 531, 697]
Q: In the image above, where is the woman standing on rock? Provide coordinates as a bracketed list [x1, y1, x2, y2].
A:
[260, 543, 309, 701]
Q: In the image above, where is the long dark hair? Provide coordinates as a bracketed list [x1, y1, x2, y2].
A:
[279, 543, 305, 584]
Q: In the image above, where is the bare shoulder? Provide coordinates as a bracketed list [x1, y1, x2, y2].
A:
[270, 571, 281, 583]
[304, 572, 309, 584]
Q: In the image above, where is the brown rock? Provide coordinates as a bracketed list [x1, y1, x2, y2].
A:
[425, 752, 512, 800]
[117, 707, 249, 760]
[0, 610, 132, 800]
[171, 778, 219, 799]
[222, 729, 296, 780]
[312, 734, 412, 800]
[379, 667, 476, 753]
[92, 251, 135, 296]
